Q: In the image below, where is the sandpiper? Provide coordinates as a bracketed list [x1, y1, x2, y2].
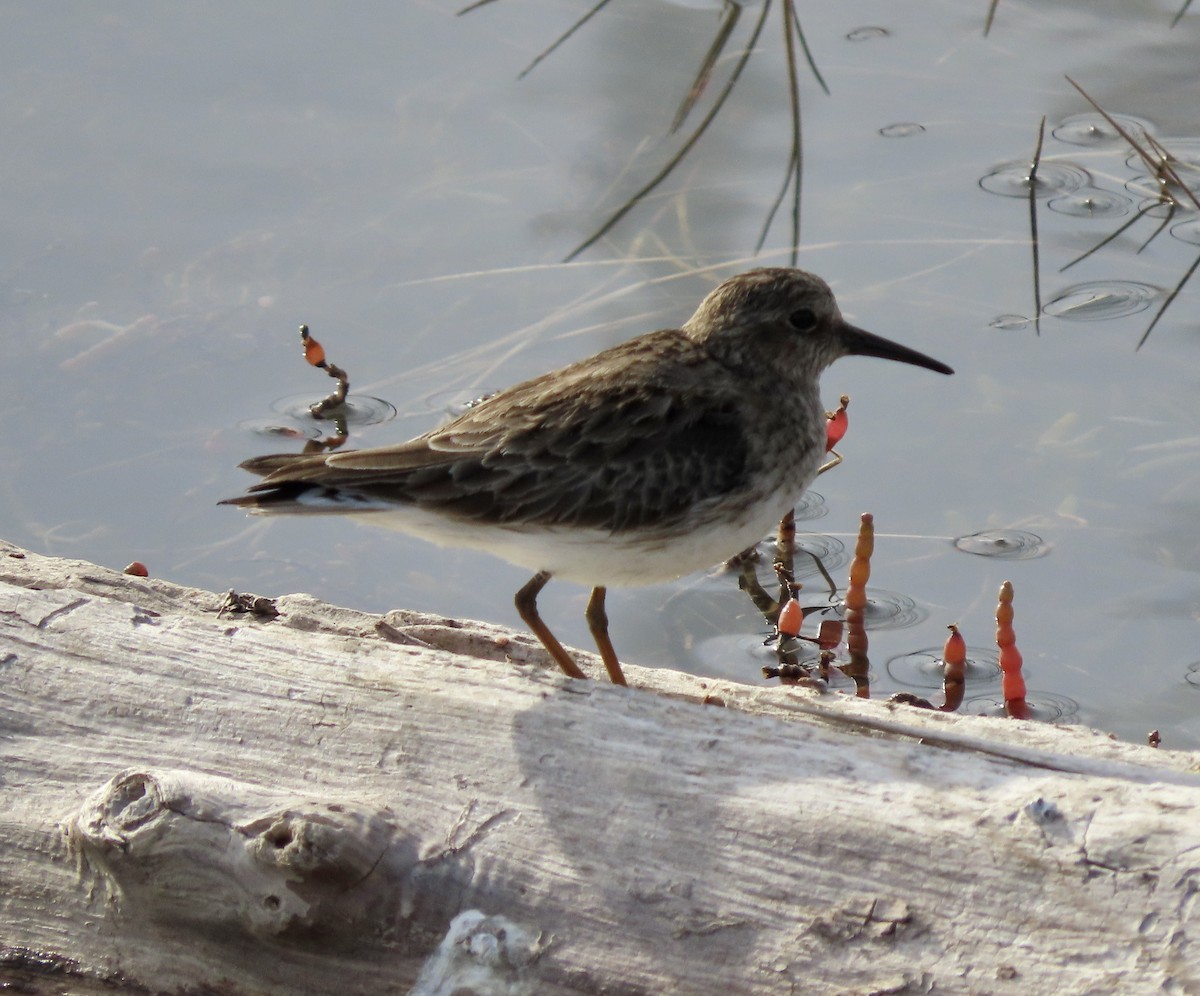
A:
[222, 268, 952, 685]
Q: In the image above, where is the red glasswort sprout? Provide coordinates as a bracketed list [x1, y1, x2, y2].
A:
[843, 512, 873, 698]
[825, 394, 850, 452]
[297, 324, 349, 416]
[302, 326, 327, 367]
[819, 395, 850, 475]
[995, 580, 1028, 719]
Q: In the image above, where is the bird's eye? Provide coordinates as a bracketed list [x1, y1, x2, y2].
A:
[789, 308, 816, 332]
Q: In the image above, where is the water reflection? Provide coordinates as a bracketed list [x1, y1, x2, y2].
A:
[965, 692, 1080, 722]
[886, 646, 1001, 689]
[465, 0, 829, 263]
[817, 589, 925, 629]
[790, 534, 847, 577]
[269, 393, 397, 427]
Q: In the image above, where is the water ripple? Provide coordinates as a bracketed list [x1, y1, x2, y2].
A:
[1170, 220, 1200, 247]
[979, 160, 1091, 199]
[989, 314, 1033, 331]
[886, 646, 1001, 689]
[271, 393, 398, 426]
[879, 123, 925, 138]
[1043, 281, 1161, 321]
[846, 26, 889, 41]
[802, 589, 926, 630]
[964, 692, 1079, 721]
[954, 529, 1049, 560]
[1047, 189, 1132, 218]
[1052, 112, 1154, 147]
[791, 534, 848, 578]
[238, 418, 324, 441]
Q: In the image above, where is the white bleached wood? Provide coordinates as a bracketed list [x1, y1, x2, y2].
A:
[0, 539, 1197, 994]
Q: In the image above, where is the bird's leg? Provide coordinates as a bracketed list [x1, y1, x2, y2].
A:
[584, 586, 628, 686]
[515, 571, 587, 680]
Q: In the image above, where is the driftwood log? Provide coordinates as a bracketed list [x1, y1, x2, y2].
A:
[1, 538, 1198, 994]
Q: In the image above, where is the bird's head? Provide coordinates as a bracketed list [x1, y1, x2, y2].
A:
[684, 267, 953, 378]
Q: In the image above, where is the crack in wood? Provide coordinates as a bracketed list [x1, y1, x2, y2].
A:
[36, 597, 89, 630]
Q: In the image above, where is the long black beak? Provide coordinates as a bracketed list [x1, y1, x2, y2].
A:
[840, 321, 954, 375]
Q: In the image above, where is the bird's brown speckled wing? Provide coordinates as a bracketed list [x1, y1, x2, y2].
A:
[236, 331, 752, 533]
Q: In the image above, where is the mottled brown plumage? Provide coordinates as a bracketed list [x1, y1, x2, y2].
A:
[224, 268, 952, 684]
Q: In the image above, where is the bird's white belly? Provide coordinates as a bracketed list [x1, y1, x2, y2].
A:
[350, 490, 803, 587]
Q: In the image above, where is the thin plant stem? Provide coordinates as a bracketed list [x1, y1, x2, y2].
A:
[1028, 116, 1046, 335]
[1135, 204, 1176, 254]
[983, 0, 1001, 36]
[671, 0, 742, 133]
[517, 0, 615, 81]
[790, 3, 829, 95]
[757, 0, 804, 262]
[1066, 76, 1200, 210]
[1136, 251, 1200, 350]
[1144, 134, 1200, 209]
[1059, 203, 1160, 273]
[803, 548, 838, 600]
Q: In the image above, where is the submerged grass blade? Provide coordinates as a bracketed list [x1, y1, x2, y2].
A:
[565, 0, 775, 261]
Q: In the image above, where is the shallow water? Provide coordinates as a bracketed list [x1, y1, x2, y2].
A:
[4, 1, 1200, 747]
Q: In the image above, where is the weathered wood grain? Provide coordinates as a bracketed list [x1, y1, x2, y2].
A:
[0, 539, 1197, 994]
